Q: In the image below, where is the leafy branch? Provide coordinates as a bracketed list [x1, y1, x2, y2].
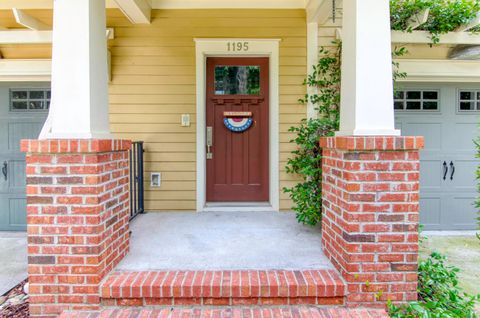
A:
[388, 252, 480, 317]
[390, 0, 480, 44]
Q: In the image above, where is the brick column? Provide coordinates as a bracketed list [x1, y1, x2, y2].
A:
[319, 136, 424, 308]
[21, 139, 131, 317]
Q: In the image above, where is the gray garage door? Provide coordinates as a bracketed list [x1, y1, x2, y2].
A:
[0, 83, 49, 231]
[395, 83, 479, 230]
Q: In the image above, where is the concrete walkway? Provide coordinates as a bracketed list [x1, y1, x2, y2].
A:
[0, 232, 27, 295]
[117, 211, 332, 271]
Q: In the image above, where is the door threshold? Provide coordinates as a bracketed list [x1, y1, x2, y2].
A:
[203, 202, 276, 212]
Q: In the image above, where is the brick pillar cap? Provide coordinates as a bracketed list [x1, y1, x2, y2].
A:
[20, 139, 132, 153]
[319, 136, 424, 151]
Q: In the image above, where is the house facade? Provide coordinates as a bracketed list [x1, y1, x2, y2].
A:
[0, 0, 478, 231]
[0, 0, 478, 316]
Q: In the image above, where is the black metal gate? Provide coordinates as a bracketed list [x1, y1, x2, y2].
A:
[129, 141, 144, 220]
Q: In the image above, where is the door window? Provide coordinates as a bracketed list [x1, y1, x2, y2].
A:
[458, 90, 480, 111]
[214, 66, 260, 95]
[10, 89, 51, 111]
[394, 90, 439, 111]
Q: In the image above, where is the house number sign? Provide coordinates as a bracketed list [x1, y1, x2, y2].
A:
[227, 42, 249, 52]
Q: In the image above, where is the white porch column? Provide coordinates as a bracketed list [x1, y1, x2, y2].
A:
[337, 0, 400, 136]
[40, 0, 112, 139]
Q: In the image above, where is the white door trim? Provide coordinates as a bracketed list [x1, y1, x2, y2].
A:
[194, 38, 281, 212]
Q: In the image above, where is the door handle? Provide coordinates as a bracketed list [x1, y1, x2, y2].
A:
[442, 161, 448, 181]
[2, 161, 7, 181]
[206, 126, 213, 160]
[449, 161, 455, 181]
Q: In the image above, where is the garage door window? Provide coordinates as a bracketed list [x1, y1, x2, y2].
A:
[394, 90, 439, 111]
[10, 89, 51, 111]
[459, 90, 480, 111]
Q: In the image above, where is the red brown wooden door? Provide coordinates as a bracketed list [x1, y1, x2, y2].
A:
[206, 57, 269, 202]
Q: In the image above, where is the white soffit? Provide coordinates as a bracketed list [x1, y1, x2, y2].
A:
[152, 0, 305, 9]
[396, 59, 480, 83]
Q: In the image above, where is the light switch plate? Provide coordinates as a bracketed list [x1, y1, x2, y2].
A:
[181, 114, 190, 127]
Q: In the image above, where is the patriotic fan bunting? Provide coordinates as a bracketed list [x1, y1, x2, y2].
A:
[223, 117, 253, 132]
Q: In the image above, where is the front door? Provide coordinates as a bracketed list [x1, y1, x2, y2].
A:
[206, 57, 269, 202]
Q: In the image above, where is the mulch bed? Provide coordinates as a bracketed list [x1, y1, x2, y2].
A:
[0, 279, 28, 318]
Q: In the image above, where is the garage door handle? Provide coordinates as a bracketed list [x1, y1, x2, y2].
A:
[442, 161, 448, 180]
[450, 161, 455, 181]
[2, 161, 7, 181]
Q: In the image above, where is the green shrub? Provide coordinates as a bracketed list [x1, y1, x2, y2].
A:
[390, 0, 480, 44]
[388, 252, 480, 318]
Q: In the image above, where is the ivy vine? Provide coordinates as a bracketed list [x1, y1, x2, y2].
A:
[390, 0, 480, 44]
[283, 43, 341, 226]
[283, 42, 407, 226]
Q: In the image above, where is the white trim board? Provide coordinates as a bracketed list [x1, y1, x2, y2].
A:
[194, 38, 281, 212]
[153, 0, 304, 9]
[391, 30, 480, 45]
[0, 29, 114, 44]
[0, 59, 51, 82]
[396, 59, 480, 83]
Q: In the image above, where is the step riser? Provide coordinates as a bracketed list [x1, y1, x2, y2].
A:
[101, 296, 345, 307]
[100, 270, 346, 308]
[59, 307, 390, 318]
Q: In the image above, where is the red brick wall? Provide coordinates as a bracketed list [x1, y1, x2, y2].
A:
[319, 136, 424, 308]
[21, 139, 131, 317]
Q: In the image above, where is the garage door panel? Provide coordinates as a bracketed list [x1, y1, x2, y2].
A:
[0, 119, 9, 150]
[419, 196, 442, 228]
[448, 160, 476, 192]
[403, 122, 442, 151]
[8, 159, 26, 190]
[0, 195, 26, 231]
[446, 195, 477, 230]
[419, 159, 444, 190]
[8, 197, 27, 229]
[448, 122, 477, 151]
[8, 121, 43, 151]
[0, 84, 49, 231]
[395, 121, 402, 131]
[396, 85, 479, 230]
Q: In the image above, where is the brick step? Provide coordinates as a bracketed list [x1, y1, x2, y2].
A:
[100, 270, 346, 307]
[59, 307, 389, 318]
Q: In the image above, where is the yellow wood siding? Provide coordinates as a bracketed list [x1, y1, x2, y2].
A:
[107, 9, 307, 211]
[0, 8, 307, 211]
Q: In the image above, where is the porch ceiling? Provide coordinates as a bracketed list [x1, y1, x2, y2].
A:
[0, 0, 329, 28]
[117, 212, 333, 271]
[0, 0, 307, 10]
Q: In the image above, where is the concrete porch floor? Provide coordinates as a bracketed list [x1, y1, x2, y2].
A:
[117, 211, 333, 271]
